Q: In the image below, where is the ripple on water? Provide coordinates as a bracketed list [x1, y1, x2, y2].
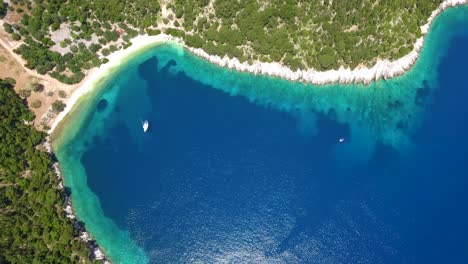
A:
[54, 7, 468, 264]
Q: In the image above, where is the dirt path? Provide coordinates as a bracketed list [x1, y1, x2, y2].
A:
[0, 24, 83, 131]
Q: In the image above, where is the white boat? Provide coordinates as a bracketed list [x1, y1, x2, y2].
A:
[142, 120, 149, 133]
[339, 138, 345, 143]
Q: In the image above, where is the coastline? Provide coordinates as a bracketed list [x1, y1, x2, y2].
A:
[48, 35, 174, 263]
[43, 7, 468, 263]
[186, 0, 468, 85]
[49, 0, 468, 135]
[43, 2, 468, 262]
[49, 34, 174, 134]
[43, 138, 110, 264]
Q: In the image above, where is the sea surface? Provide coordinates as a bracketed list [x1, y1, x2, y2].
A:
[55, 7, 468, 264]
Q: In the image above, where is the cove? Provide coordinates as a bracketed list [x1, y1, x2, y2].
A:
[54, 7, 468, 264]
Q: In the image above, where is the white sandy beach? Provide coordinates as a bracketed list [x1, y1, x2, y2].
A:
[49, 34, 174, 133]
[49, 0, 467, 134]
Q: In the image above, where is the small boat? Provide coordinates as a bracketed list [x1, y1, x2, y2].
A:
[142, 120, 149, 133]
[339, 138, 345, 143]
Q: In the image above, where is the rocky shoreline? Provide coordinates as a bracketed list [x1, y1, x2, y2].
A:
[186, 0, 468, 85]
[42, 2, 467, 262]
[44, 138, 110, 264]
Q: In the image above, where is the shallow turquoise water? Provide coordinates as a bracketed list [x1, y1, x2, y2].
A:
[55, 7, 468, 263]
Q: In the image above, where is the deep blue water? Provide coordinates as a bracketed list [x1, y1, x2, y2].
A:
[57, 9, 468, 264]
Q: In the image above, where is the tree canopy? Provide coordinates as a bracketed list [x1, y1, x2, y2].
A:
[175, 0, 443, 70]
[3, 0, 444, 74]
[0, 79, 95, 263]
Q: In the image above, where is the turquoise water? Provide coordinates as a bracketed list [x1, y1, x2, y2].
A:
[55, 7, 468, 263]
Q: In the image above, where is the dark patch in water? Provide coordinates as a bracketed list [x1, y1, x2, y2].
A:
[327, 107, 338, 120]
[96, 99, 108, 112]
[138, 56, 177, 81]
[138, 56, 159, 80]
[91, 135, 103, 145]
[160, 60, 177, 75]
[396, 120, 406, 130]
[415, 81, 431, 106]
[388, 100, 403, 110]
[165, 59, 177, 68]
[63, 186, 72, 196]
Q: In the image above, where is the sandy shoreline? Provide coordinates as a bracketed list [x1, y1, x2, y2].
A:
[38, 1, 467, 262]
[49, 34, 173, 133]
[49, 0, 467, 135]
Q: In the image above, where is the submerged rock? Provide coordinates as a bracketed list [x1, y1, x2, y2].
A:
[97, 99, 108, 112]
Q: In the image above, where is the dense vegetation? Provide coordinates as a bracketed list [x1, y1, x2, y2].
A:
[5, 0, 160, 84]
[0, 2, 7, 18]
[3, 0, 445, 79]
[0, 79, 94, 263]
[173, 0, 443, 70]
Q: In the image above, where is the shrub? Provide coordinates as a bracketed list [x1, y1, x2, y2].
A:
[122, 34, 131, 42]
[70, 45, 78, 53]
[318, 54, 335, 70]
[101, 48, 110, 56]
[51, 100, 66, 113]
[89, 43, 101, 53]
[19, 89, 31, 98]
[0, 2, 6, 18]
[92, 57, 101, 67]
[31, 99, 42, 108]
[58, 90, 67, 98]
[29, 82, 44, 92]
[103, 30, 119, 42]
[166, 28, 185, 38]
[123, 42, 132, 49]
[109, 45, 117, 53]
[185, 35, 204, 48]
[98, 38, 107, 45]
[95, 28, 104, 36]
[4, 77, 15, 85]
[3, 23, 13, 34]
[147, 29, 161, 36]
[51, 23, 60, 31]
[12, 33, 21, 41]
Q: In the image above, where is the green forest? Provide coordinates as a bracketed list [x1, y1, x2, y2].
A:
[0, 79, 94, 263]
[173, 0, 443, 70]
[4, 0, 160, 84]
[0, 1, 456, 262]
[3, 0, 446, 76]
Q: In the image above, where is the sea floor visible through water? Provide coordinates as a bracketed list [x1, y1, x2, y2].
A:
[55, 7, 468, 264]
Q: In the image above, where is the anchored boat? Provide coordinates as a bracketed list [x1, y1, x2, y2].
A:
[142, 120, 149, 133]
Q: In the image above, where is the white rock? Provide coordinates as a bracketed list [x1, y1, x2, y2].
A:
[93, 248, 105, 260]
[186, 0, 467, 85]
[80, 232, 91, 242]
